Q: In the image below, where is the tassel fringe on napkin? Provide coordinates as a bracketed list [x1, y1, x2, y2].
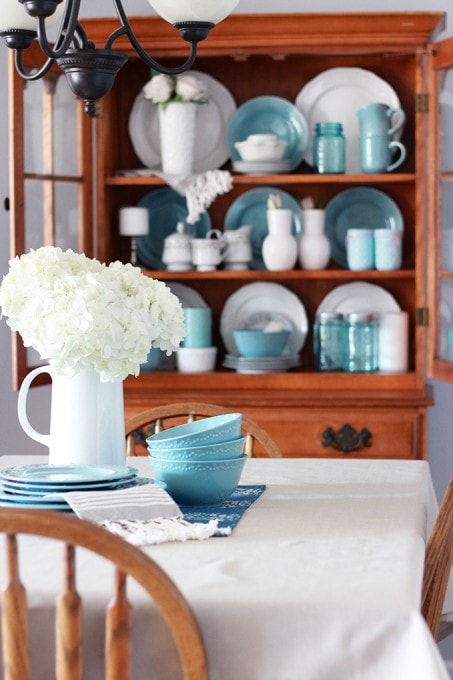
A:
[62, 482, 230, 545]
[101, 517, 231, 545]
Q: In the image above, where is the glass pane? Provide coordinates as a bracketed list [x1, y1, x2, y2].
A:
[23, 74, 78, 177]
[441, 67, 453, 173]
[24, 80, 44, 175]
[441, 179, 453, 270]
[53, 76, 78, 176]
[439, 279, 453, 360]
[24, 179, 45, 251]
[55, 182, 80, 251]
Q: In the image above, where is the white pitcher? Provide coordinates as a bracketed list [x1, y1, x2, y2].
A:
[17, 365, 126, 466]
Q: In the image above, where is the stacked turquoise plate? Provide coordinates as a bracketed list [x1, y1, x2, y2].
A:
[0, 464, 148, 512]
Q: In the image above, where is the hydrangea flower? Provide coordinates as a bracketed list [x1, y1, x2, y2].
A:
[142, 73, 208, 110]
[0, 246, 186, 382]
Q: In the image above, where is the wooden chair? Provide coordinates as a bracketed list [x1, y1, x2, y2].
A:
[422, 475, 453, 641]
[0, 508, 208, 680]
[125, 402, 282, 458]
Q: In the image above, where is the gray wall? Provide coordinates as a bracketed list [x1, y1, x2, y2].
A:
[0, 0, 452, 665]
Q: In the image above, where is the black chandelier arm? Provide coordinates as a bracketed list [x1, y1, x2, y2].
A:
[14, 48, 54, 80]
[111, 0, 199, 75]
[36, 0, 82, 60]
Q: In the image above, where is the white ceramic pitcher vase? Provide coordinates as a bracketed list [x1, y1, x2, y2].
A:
[299, 209, 331, 270]
[262, 209, 298, 271]
[17, 365, 126, 466]
[158, 101, 197, 175]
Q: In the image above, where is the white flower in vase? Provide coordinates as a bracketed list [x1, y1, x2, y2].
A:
[142, 72, 209, 176]
[0, 246, 186, 382]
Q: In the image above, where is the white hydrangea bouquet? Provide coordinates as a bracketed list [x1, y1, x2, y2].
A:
[142, 72, 208, 109]
[0, 246, 185, 382]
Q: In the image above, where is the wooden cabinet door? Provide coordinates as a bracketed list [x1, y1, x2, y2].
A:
[7, 53, 94, 389]
[426, 37, 453, 381]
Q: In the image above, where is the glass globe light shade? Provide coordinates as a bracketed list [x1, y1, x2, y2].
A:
[0, 0, 66, 32]
[147, 0, 239, 25]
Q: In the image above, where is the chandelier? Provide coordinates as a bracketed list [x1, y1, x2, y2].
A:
[0, 0, 239, 115]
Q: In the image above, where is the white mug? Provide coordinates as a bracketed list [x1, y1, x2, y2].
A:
[191, 230, 229, 271]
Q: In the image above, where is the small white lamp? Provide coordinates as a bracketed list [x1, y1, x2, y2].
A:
[119, 207, 149, 266]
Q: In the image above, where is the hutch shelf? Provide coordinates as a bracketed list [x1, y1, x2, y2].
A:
[9, 12, 448, 458]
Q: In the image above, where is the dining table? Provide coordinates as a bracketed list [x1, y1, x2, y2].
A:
[0, 454, 449, 680]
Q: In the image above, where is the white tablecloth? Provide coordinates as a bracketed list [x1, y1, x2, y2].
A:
[0, 455, 448, 680]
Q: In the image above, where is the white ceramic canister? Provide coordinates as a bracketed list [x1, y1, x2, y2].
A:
[378, 311, 409, 372]
[262, 209, 298, 271]
[299, 209, 330, 270]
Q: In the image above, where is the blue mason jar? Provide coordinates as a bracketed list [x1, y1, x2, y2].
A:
[313, 312, 346, 371]
[313, 122, 345, 174]
[344, 312, 379, 372]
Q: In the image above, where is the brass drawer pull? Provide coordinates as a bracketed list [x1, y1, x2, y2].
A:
[322, 424, 372, 453]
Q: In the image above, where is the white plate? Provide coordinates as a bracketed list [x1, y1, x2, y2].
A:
[295, 67, 402, 173]
[316, 282, 401, 315]
[222, 354, 300, 374]
[166, 282, 208, 309]
[233, 159, 293, 174]
[220, 283, 308, 356]
[128, 71, 236, 172]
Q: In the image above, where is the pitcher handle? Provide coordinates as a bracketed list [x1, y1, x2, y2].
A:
[17, 365, 52, 447]
[388, 107, 406, 138]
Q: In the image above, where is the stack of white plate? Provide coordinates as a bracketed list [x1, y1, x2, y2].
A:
[0, 464, 150, 512]
[222, 354, 300, 375]
[233, 159, 293, 175]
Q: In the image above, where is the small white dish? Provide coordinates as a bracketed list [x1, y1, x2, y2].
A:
[233, 159, 293, 174]
[177, 347, 217, 373]
[234, 137, 288, 162]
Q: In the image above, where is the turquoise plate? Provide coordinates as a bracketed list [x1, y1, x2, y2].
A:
[0, 464, 138, 486]
[136, 188, 211, 270]
[0, 476, 152, 495]
[325, 187, 404, 268]
[224, 188, 303, 269]
[0, 491, 70, 510]
[227, 96, 309, 170]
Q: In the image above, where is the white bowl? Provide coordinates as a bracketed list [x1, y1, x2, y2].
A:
[177, 346, 217, 373]
[234, 137, 288, 162]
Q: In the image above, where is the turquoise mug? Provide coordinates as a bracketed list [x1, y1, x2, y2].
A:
[357, 102, 406, 138]
[182, 307, 212, 348]
[360, 134, 406, 173]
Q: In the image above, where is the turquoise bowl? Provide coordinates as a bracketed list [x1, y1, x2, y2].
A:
[151, 454, 247, 505]
[146, 413, 242, 450]
[232, 329, 290, 358]
[148, 435, 246, 461]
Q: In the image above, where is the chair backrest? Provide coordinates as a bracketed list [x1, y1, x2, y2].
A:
[125, 402, 282, 458]
[422, 475, 453, 640]
[0, 508, 208, 680]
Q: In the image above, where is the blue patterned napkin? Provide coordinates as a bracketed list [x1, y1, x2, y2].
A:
[180, 485, 266, 535]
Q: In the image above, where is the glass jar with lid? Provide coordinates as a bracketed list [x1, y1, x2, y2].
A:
[313, 122, 345, 174]
[344, 312, 379, 372]
[313, 312, 346, 371]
